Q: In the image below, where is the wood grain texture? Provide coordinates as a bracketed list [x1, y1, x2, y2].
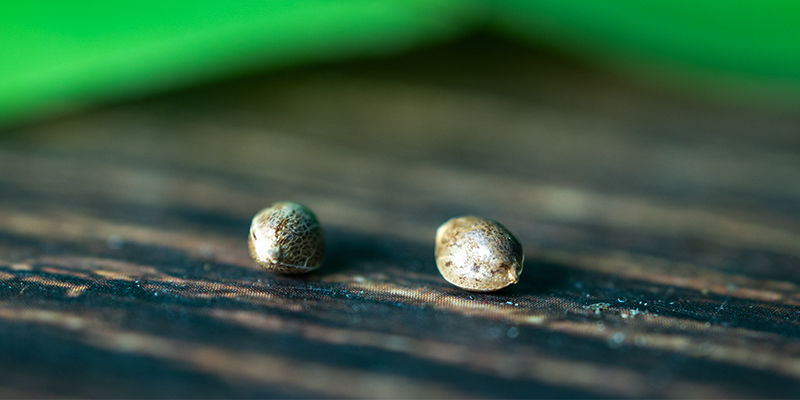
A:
[1, 36, 799, 398]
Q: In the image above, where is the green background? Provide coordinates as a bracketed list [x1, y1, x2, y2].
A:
[2, 0, 799, 126]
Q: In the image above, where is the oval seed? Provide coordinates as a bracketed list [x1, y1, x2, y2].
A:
[248, 202, 324, 274]
[435, 216, 524, 292]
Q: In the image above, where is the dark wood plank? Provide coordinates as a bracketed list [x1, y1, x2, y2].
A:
[1, 35, 799, 398]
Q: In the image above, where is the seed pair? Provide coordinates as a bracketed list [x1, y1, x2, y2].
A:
[248, 202, 524, 292]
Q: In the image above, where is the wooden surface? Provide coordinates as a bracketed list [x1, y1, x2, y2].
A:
[1, 36, 799, 398]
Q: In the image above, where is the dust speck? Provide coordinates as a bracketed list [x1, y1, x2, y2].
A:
[507, 326, 520, 339]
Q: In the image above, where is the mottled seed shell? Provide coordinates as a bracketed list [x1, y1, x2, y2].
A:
[435, 216, 524, 292]
[248, 202, 324, 274]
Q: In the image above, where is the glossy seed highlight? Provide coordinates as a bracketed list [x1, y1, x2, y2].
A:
[435, 216, 524, 292]
[248, 202, 324, 274]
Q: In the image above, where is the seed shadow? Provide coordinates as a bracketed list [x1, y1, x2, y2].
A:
[501, 256, 572, 296]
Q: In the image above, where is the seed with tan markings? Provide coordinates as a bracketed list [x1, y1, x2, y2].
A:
[435, 216, 524, 292]
[248, 202, 324, 274]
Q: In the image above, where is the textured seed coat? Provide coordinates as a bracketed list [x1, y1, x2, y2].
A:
[248, 202, 324, 274]
[435, 216, 524, 292]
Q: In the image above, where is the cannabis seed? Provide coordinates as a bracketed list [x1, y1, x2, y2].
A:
[435, 216, 524, 292]
[248, 202, 324, 274]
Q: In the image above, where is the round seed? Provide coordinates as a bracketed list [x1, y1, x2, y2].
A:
[248, 202, 324, 274]
[435, 216, 524, 292]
